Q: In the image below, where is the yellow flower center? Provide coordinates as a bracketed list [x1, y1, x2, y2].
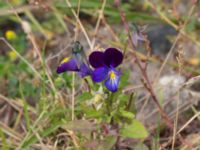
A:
[109, 71, 116, 79]
[61, 57, 70, 64]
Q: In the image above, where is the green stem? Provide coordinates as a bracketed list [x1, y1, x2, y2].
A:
[106, 94, 111, 116]
[126, 92, 134, 111]
[106, 92, 114, 116]
[109, 92, 114, 108]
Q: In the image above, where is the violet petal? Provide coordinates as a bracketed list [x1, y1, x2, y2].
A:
[57, 58, 79, 74]
[89, 51, 105, 68]
[92, 67, 109, 82]
[104, 48, 123, 68]
[79, 63, 91, 77]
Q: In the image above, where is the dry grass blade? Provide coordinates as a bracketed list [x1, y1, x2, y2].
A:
[177, 111, 200, 135]
[65, 0, 93, 50]
[0, 38, 43, 80]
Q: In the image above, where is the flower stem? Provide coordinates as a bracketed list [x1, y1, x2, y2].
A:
[106, 92, 114, 116]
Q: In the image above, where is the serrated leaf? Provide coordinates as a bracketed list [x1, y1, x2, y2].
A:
[120, 120, 148, 139]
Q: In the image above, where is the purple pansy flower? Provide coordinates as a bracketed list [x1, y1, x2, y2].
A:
[57, 42, 91, 77]
[89, 48, 123, 92]
[57, 57, 91, 77]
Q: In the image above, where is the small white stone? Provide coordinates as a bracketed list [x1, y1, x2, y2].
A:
[21, 20, 32, 34]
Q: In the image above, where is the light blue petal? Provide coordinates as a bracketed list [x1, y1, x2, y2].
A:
[104, 70, 120, 92]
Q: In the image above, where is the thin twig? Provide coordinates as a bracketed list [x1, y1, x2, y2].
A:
[115, 1, 194, 148]
[172, 46, 183, 150]
[6, 1, 64, 105]
[177, 111, 200, 135]
[145, 0, 200, 48]
[65, 0, 93, 50]
[115, 0, 172, 128]
[152, 4, 196, 85]
[91, 0, 107, 49]
[0, 38, 43, 80]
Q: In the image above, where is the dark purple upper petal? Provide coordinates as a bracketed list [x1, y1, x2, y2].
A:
[104, 48, 123, 68]
[89, 51, 104, 68]
[57, 58, 79, 74]
[92, 67, 109, 82]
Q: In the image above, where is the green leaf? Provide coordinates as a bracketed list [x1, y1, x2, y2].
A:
[134, 142, 149, 150]
[83, 108, 103, 118]
[120, 119, 148, 139]
[118, 93, 129, 106]
[119, 109, 135, 119]
[98, 136, 117, 150]
[119, 70, 130, 88]
[21, 121, 62, 149]
[54, 77, 63, 88]
[62, 120, 97, 132]
[77, 92, 93, 102]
